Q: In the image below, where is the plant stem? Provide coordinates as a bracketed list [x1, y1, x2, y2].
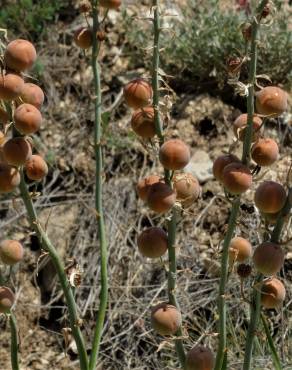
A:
[89, 2, 109, 369]
[261, 313, 283, 370]
[9, 312, 19, 370]
[214, 197, 241, 370]
[18, 170, 89, 370]
[152, 1, 185, 367]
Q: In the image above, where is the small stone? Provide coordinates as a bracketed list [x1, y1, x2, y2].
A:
[184, 150, 213, 183]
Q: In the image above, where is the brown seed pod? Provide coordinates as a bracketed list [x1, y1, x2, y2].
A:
[74, 27, 93, 49]
[100, 0, 121, 9]
[25, 155, 48, 181]
[261, 278, 285, 309]
[137, 227, 168, 258]
[229, 237, 252, 264]
[79, 1, 91, 12]
[136, 175, 162, 202]
[4, 39, 37, 72]
[0, 73, 24, 101]
[253, 242, 284, 275]
[0, 107, 9, 125]
[256, 87, 287, 118]
[212, 154, 240, 182]
[222, 163, 252, 194]
[151, 302, 182, 336]
[251, 138, 279, 167]
[233, 114, 262, 142]
[3, 137, 32, 166]
[254, 181, 286, 214]
[237, 263, 252, 279]
[186, 345, 215, 370]
[173, 173, 201, 207]
[131, 107, 155, 138]
[0, 240, 24, 265]
[124, 79, 153, 109]
[14, 103, 42, 134]
[159, 139, 190, 171]
[147, 182, 176, 214]
[0, 163, 20, 193]
[226, 56, 242, 74]
[0, 286, 15, 313]
[20, 83, 45, 109]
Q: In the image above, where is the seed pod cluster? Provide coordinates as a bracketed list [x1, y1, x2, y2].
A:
[0, 39, 48, 194]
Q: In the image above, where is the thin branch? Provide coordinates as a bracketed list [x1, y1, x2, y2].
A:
[261, 313, 283, 370]
[9, 312, 19, 370]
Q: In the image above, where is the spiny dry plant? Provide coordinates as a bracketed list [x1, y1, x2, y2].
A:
[0, 0, 291, 370]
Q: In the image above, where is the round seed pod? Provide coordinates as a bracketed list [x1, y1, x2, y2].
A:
[186, 345, 215, 370]
[256, 86, 287, 118]
[254, 181, 286, 214]
[222, 163, 252, 194]
[4, 39, 36, 72]
[151, 302, 182, 336]
[237, 263, 252, 279]
[3, 137, 32, 166]
[0, 286, 15, 313]
[131, 107, 155, 138]
[159, 139, 190, 171]
[0, 163, 20, 193]
[0, 73, 24, 101]
[25, 155, 48, 181]
[137, 227, 168, 258]
[147, 182, 176, 214]
[212, 154, 240, 182]
[251, 138, 279, 167]
[229, 237, 252, 264]
[261, 278, 285, 309]
[124, 79, 153, 109]
[0, 240, 24, 265]
[14, 103, 42, 134]
[173, 173, 201, 207]
[20, 83, 44, 109]
[253, 242, 284, 276]
[136, 175, 162, 202]
[100, 0, 121, 9]
[74, 27, 93, 49]
[0, 107, 9, 125]
[233, 114, 262, 142]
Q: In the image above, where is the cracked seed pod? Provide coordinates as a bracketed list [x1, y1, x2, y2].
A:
[151, 302, 182, 336]
[136, 175, 162, 202]
[237, 263, 252, 278]
[20, 83, 45, 109]
[213, 154, 240, 183]
[0, 286, 15, 313]
[0, 163, 20, 193]
[3, 137, 32, 166]
[173, 173, 201, 207]
[233, 114, 262, 142]
[0, 240, 24, 265]
[159, 139, 190, 171]
[131, 107, 155, 138]
[137, 227, 168, 258]
[14, 103, 42, 134]
[253, 241, 284, 275]
[186, 345, 215, 370]
[74, 27, 93, 49]
[0, 73, 24, 101]
[222, 163, 252, 194]
[256, 87, 287, 118]
[255, 181, 286, 214]
[261, 278, 285, 309]
[229, 237, 252, 264]
[251, 138, 279, 167]
[147, 182, 176, 214]
[124, 79, 153, 109]
[4, 39, 37, 72]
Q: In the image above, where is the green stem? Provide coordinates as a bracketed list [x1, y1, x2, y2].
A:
[19, 171, 89, 370]
[214, 197, 241, 370]
[89, 2, 108, 369]
[261, 313, 283, 370]
[9, 312, 19, 370]
[152, 1, 185, 367]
